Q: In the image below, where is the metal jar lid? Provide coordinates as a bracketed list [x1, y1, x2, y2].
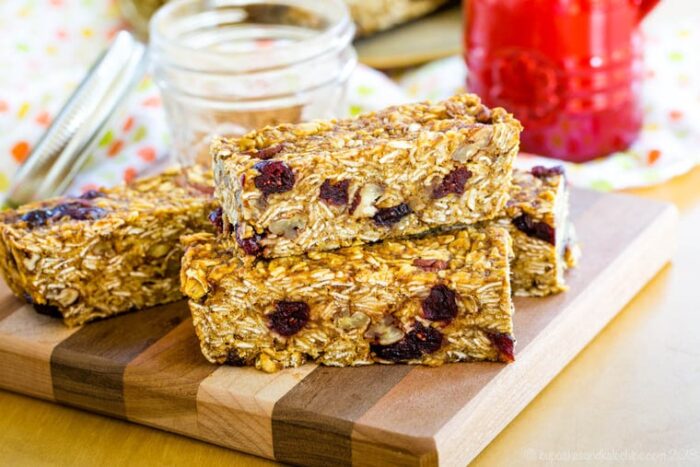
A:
[5, 31, 148, 208]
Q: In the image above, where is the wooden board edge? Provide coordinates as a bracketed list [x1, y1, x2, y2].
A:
[0, 334, 57, 401]
[351, 429, 438, 467]
[432, 201, 679, 466]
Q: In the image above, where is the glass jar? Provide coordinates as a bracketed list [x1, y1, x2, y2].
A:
[150, 0, 356, 166]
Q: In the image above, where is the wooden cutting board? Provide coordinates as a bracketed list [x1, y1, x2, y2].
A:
[0, 189, 677, 466]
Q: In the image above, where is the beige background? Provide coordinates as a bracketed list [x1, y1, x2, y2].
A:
[1, 1, 700, 465]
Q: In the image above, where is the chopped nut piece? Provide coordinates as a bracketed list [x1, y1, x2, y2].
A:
[337, 311, 371, 331]
[268, 216, 306, 240]
[148, 243, 170, 258]
[365, 317, 405, 345]
[55, 288, 79, 307]
[351, 183, 384, 218]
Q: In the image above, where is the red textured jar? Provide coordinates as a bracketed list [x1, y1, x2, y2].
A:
[465, 0, 659, 162]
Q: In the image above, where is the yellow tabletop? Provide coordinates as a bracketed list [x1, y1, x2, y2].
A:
[1, 165, 699, 466]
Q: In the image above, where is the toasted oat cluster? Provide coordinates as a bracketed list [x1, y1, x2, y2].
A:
[499, 167, 580, 296]
[212, 93, 522, 259]
[181, 228, 514, 372]
[0, 167, 216, 326]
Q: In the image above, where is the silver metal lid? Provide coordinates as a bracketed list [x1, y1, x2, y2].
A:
[5, 31, 148, 208]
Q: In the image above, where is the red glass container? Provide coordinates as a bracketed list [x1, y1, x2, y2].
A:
[465, 0, 659, 162]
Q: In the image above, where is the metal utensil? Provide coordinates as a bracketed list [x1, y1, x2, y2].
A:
[5, 31, 148, 208]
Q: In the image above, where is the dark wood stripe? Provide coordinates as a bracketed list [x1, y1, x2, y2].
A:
[272, 365, 414, 466]
[123, 318, 218, 434]
[50, 301, 190, 418]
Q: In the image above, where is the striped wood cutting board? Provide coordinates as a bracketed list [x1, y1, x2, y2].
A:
[0, 189, 678, 466]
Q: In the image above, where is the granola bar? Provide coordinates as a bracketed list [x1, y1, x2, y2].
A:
[212, 93, 522, 260]
[181, 227, 515, 373]
[0, 167, 216, 326]
[499, 167, 580, 296]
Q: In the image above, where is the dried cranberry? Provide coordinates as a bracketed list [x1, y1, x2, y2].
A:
[531, 165, 564, 179]
[413, 258, 449, 272]
[34, 303, 63, 318]
[371, 322, 443, 362]
[224, 350, 246, 366]
[432, 167, 472, 199]
[24, 293, 62, 318]
[19, 209, 53, 228]
[512, 213, 555, 245]
[411, 322, 444, 354]
[267, 301, 310, 336]
[486, 332, 515, 362]
[20, 201, 106, 229]
[422, 284, 458, 322]
[319, 179, 350, 206]
[78, 189, 104, 200]
[208, 207, 224, 233]
[372, 335, 422, 361]
[254, 160, 295, 195]
[52, 202, 106, 221]
[252, 144, 284, 160]
[372, 203, 411, 226]
[235, 224, 265, 256]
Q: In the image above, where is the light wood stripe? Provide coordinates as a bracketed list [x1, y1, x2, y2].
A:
[0, 283, 21, 322]
[196, 362, 317, 459]
[123, 316, 218, 435]
[0, 297, 78, 400]
[50, 302, 188, 418]
[271, 365, 414, 466]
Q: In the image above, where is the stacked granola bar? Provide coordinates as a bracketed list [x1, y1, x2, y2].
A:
[0, 93, 581, 373]
[184, 94, 531, 371]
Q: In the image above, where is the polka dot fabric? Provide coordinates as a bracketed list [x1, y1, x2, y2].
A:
[0, 0, 171, 199]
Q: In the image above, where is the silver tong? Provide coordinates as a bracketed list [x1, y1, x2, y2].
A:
[5, 31, 148, 208]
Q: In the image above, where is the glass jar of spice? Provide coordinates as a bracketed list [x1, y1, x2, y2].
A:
[149, 0, 356, 166]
